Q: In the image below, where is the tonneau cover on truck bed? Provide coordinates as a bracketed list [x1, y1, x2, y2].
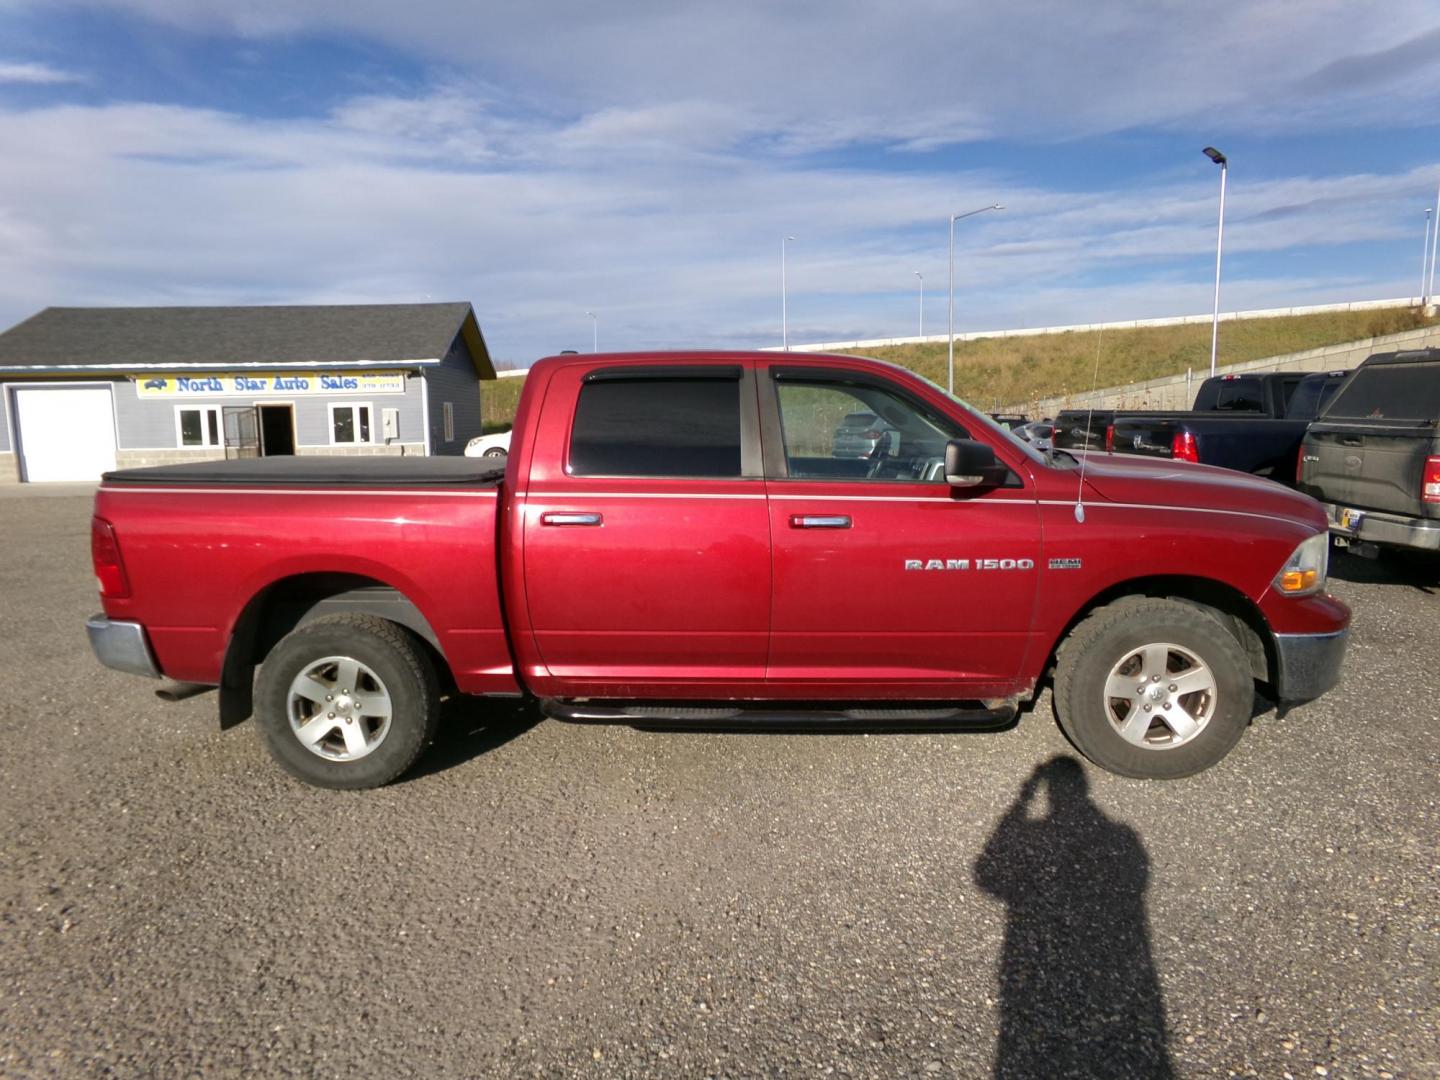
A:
[103, 456, 506, 486]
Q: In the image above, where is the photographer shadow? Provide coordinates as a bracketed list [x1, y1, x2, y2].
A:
[973, 756, 1174, 1079]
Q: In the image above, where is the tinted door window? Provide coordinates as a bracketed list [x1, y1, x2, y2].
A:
[570, 377, 742, 477]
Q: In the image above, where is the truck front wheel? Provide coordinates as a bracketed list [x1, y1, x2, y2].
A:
[254, 614, 440, 789]
[1053, 598, 1253, 779]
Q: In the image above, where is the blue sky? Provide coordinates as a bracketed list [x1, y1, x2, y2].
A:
[2, 2, 1439, 367]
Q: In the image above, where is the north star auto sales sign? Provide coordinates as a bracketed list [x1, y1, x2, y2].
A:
[134, 371, 406, 397]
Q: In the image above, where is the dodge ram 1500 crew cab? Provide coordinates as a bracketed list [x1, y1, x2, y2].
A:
[87, 351, 1351, 788]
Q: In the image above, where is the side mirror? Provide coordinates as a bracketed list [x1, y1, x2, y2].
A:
[944, 439, 1010, 488]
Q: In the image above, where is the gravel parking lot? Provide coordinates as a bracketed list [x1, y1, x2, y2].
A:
[1, 490, 1436, 1079]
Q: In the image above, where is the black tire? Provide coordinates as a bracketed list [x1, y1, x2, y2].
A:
[483, 447, 507, 458]
[1053, 597, 1254, 779]
[254, 614, 440, 789]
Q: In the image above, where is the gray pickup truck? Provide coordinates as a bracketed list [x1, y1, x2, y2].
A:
[1297, 349, 1440, 554]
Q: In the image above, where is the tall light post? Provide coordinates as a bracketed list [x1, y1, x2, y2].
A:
[586, 310, 597, 353]
[1429, 181, 1440, 305]
[948, 204, 1003, 395]
[1203, 146, 1228, 378]
[782, 236, 797, 351]
[1421, 210, 1433, 305]
[913, 271, 924, 338]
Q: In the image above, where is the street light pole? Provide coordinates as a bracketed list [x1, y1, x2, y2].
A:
[1429, 181, 1440, 305]
[1421, 210, 1432, 306]
[1203, 146, 1228, 378]
[947, 204, 1003, 395]
[914, 271, 924, 338]
[586, 310, 597, 353]
[782, 236, 796, 351]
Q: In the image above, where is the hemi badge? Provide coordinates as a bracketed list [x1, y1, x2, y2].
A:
[1048, 558, 1082, 570]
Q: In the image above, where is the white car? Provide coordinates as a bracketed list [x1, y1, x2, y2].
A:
[464, 430, 511, 457]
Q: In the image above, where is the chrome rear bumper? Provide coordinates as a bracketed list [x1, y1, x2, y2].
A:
[86, 614, 161, 679]
[1323, 503, 1440, 552]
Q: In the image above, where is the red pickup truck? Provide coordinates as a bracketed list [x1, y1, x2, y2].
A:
[87, 351, 1350, 787]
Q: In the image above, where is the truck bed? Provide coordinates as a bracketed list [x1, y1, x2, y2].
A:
[93, 456, 516, 694]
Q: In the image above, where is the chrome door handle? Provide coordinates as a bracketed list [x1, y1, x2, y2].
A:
[790, 514, 852, 529]
[541, 512, 603, 527]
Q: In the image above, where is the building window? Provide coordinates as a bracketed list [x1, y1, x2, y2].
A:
[443, 402, 454, 442]
[176, 406, 222, 448]
[330, 403, 373, 445]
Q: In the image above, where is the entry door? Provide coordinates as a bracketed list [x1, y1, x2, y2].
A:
[14, 386, 117, 482]
[519, 363, 771, 697]
[762, 368, 1041, 695]
[258, 404, 295, 456]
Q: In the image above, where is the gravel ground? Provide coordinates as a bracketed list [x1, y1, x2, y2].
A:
[1, 492, 1436, 1079]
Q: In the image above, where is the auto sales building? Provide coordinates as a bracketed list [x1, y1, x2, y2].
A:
[0, 302, 496, 483]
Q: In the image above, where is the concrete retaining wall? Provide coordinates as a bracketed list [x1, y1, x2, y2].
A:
[1005, 325, 1440, 417]
[773, 296, 1423, 354]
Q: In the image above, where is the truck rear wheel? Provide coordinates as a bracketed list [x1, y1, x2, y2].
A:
[1053, 597, 1253, 779]
[254, 614, 440, 789]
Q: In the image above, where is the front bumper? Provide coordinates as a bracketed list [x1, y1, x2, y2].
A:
[1273, 629, 1349, 704]
[86, 614, 161, 679]
[1322, 502, 1440, 552]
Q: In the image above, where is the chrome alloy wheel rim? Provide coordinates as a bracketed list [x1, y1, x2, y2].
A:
[1102, 641, 1217, 750]
[286, 656, 393, 762]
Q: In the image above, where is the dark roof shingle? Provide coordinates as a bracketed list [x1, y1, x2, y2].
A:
[0, 303, 495, 377]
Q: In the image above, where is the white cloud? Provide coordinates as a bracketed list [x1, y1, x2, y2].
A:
[0, 59, 82, 84]
[0, 87, 1433, 363]
[12, 0, 1440, 146]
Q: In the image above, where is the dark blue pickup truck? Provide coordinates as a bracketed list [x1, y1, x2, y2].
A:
[1056, 370, 1349, 482]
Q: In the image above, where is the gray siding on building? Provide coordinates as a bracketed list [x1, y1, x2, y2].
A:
[0, 386, 10, 451]
[424, 334, 484, 455]
[111, 374, 425, 450]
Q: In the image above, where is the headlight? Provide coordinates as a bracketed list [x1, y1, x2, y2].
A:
[1272, 532, 1328, 597]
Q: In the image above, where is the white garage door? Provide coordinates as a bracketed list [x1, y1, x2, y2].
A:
[14, 386, 118, 482]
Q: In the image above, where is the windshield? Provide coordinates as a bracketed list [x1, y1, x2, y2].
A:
[908, 370, 1049, 466]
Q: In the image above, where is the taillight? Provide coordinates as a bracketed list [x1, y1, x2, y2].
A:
[91, 516, 131, 599]
[1104, 424, 1115, 452]
[1423, 455, 1440, 504]
[1172, 431, 1200, 463]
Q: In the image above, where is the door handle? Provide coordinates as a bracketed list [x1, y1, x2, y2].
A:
[541, 512, 603, 527]
[790, 514, 852, 529]
[1339, 436, 1363, 447]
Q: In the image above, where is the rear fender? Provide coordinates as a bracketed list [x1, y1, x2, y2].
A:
[219, 576, 443, 728]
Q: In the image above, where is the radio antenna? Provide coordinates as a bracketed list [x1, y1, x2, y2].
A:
[1073, 328, 1105, 523]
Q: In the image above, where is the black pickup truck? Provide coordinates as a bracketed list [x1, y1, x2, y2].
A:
[1054, 371, 1349, 482]
[1298, 349, 1440, 555]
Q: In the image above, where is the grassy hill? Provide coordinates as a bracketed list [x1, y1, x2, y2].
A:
[480, 306, 1440, 427]
[861, 307, 1440, 413]
[481, 376, 527, 430]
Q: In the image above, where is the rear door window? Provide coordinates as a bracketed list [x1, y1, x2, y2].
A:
[1323, 361, 1440, 421]
[569, 375, 742, 477]
[1213, 379, 1263, 411]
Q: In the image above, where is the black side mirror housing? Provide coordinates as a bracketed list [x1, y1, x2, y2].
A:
[944, 439, 1010, 488]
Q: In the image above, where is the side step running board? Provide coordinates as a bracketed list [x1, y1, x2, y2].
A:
[540, 698, 1017, 730]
